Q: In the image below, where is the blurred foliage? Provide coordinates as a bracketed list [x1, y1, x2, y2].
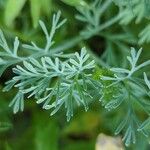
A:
[4, 0, 27, 27]
[0, 0, 150, 150]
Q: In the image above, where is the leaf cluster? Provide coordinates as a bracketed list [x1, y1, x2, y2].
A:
[0, 0, 150, 148]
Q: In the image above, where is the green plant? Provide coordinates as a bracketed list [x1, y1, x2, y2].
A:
[0, 11, 66, 76]
[101, 47, 150, 146]
[0, 0, 150, 149]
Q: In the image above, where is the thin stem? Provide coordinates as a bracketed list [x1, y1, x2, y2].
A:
[134, 60, 150, 72]
[90, 13, 122, 36]
[99, 0, 112, 17]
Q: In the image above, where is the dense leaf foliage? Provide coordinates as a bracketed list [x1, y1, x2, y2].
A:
[0, 0, 150, 149]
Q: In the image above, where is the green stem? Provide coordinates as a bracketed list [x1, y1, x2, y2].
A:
[89, 13, 122, 36]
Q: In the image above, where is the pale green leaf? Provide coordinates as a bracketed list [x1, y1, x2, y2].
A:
[4, 0, 26, 27]
[40, 0, 52, 16]
[61, 0, 88, 7]
[30, 0, 41, 28]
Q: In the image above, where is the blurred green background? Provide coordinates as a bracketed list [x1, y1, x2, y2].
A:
[0, 0, 150, 149]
